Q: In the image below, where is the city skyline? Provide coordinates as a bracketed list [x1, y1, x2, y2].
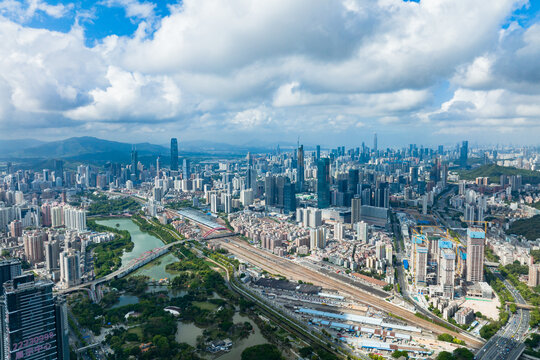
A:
[0, 1, 539, 146]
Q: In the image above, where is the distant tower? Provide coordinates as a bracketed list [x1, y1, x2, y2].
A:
[316, 145, 321, 161]
[131, 146, 138, 178]
[373, 133, 378, 152]
[317, 158, 330, 209]
[460, 140, 468, 168]
[156, 156, 161, 178]
[297, 145, 304, 192]
[170, 138, 178, 171]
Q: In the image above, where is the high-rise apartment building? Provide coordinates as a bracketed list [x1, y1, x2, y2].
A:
[63, 207, 86, 231]
[356, 221, 368, 242]
[59, 250, 81, 288]
[415, 246, 428, 284]
[170, 138, 178, 171]
[466, 228, 485, 283]
[23, 231, 44, 264]
[45, 241, 60, 272]
[439, 249, 456, 299]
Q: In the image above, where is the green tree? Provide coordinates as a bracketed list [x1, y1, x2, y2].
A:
[436, 352, 454, 360]
[241, 344, 283, 360]
[453, 347, 474, 360]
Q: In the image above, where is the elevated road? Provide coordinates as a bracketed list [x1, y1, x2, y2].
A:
[220, 236, 484, 348]
[476, 274, 530, 360]
[58, 239, 184, 295]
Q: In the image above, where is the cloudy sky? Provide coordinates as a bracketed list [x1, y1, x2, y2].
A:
[0, 0, 539, 148]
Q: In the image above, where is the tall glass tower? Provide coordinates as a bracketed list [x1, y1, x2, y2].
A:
[317, 158, 330, 209]
[170, 138, 178, 171]
[1, 274, 68, 360]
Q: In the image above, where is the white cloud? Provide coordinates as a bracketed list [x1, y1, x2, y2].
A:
[0, 0, 71, 21]
[65, 66, 181, 121]
[230, 107, 272, 128]
[100, 0, 155, 19]
[0, 0, 538, 144]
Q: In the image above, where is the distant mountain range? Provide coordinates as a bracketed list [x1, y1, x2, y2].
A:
[0, 136, 301, 163]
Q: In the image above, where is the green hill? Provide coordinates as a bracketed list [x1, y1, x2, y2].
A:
[508, 215, 540, 241]
[457, 164, 540, 185]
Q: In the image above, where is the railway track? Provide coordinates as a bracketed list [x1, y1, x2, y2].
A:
[221, 238, 484, 349]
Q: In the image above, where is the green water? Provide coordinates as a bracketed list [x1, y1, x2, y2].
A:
[96, 218, 269, 356]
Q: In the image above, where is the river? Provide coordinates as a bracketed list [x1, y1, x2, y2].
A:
[95, 218, 269, 357]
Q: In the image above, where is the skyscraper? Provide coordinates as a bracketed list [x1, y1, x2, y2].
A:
[283, 178, 296, 214]
[316, 145, 320, 161]
[131, 147, 138, 178]
[440, 249, 456, 299]
[182, 158, 191, 179]
[317, 158, 330, 209]
[0, 259, 22, 296]
[170, 138, 179, 171]
[1, 274, 69, 360]
[373, 133, 378, 152]
[351, 197, 361, 224]
[466, 228, 485, 283]
[416, 246, 428, 284]
[460, 140, 468, 168]
[296, 145, 304, 192]
[60, 250, 81, 288]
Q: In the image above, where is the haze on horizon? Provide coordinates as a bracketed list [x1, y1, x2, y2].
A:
[0, 0, 539, 147]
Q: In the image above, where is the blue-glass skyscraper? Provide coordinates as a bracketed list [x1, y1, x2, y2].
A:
[170, 138, 178, 171]
[317, 158, 330, 209]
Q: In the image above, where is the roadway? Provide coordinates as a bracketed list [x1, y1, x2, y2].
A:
[476, 272, 530, 360]
[219, 236, 485, 348]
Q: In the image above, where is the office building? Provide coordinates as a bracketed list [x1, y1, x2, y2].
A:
[283, 178, 296, 214]
[460, 140, 468, 168]
[0, 259, 22, 296]
[170, 138, 178, 171]
[317, 158, 330, 209]
[351, 197, 361, 224]
[297, 145, 304, 192]
[1, 274, 69, 360]
[182, 158, 190, 179]
[466, 228, 485, 283]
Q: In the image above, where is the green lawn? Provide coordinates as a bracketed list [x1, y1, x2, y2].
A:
[192, 301, 219, 311]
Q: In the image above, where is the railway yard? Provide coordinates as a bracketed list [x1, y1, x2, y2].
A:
[217, 235, 485, 356]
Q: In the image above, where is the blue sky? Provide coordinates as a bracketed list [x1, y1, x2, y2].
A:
[0, 0, 540, 148]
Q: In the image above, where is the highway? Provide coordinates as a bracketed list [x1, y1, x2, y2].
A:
[476, 272, 530, 360]
[219, 236, 485, 348]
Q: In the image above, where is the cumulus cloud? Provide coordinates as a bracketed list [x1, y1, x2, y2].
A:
[0, 0, 538, 144]
[65, 66, 181, 121]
